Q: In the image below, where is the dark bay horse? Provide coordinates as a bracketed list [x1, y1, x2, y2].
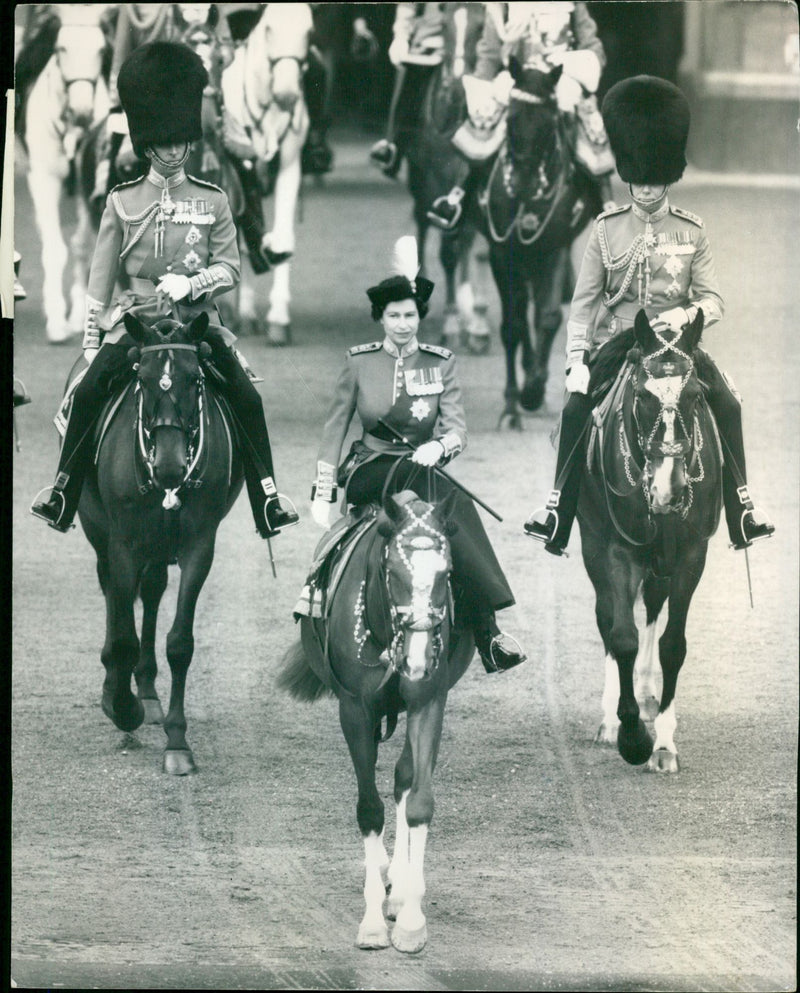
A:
[475, 61, 606, 428]
[278, 484, 474, 952]
[577, 310, 722, 773]
[74, 313, 243, 774]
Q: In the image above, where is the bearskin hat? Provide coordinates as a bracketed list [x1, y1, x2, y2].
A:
[118, 41, 208, 156]
[601, 75, 691, 185]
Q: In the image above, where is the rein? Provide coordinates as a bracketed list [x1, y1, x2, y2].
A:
[241, 27, 306, 141]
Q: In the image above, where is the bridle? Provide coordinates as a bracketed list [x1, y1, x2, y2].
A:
[623, 331, 707, 518]
[241, 20, 307, 137]
[135, 342, 208, 508]
[481, 85, 569, 246]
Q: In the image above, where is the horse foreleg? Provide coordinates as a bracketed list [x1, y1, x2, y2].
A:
[266, 261, 292, 345]
[338, 695, 390, 949]
[522, 250, 569, 412]
[439, 229, 464, 350]
[636, 573, 670, 721]
[390, 694, 445, 954]
[162, 536, 215, 775]
[101, 542, 145, 733]
[136, 561, 168, 725]
[27, 168, 70, 343]
[387, 739, 413, 921]
[67, 195, 93, 333]
[647, 543, 708, 773]
[607, 546, 652, 766]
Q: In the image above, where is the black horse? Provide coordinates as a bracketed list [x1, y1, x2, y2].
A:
[577, 310, 722, 773]
[472, 60, 607, 427]
[278, 480, 474, 952]
[72, 313, 244, 774]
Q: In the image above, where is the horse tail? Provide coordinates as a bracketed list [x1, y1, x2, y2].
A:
[276, 639, 333, 702]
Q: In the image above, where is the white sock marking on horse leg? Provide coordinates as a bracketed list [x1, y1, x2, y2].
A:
[267, 262, 291, 328]
[652, 701, 678, 755]
[387, 790, 410, 918]
[597, 653, 620, 743]
[394, 823, 427, 935]
[358, 831, 390, 947]
[635, 619, 661, 704]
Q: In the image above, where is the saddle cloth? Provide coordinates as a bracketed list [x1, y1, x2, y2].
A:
[293, 505, 378, 620]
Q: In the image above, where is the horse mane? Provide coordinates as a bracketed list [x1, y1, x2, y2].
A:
[588, 327, 637, 395]
[14, 8, 61, 139]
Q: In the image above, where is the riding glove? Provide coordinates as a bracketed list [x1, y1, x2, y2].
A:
[565, 364, 590, 395]
[411, 440, 445, 467]
[311, 498, 332, 529]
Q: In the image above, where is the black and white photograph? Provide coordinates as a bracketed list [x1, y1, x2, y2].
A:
[6, 2, 798, 990]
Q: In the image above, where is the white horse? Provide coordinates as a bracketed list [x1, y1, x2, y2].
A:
[220, 3, 312, 345]
[21, 5, 111, 344]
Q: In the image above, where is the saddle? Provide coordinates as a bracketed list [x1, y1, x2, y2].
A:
[293, 505, 379, 620]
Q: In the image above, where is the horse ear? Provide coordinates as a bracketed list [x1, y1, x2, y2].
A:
[634, 309, 658, 353]
[680, 307, 704, 353]
[123, 312, 150, 344]
[207, 3, 219, 28]
[186, 312, 210, 342]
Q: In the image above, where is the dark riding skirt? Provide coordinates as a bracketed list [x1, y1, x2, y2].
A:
[345, 454, 515, 615]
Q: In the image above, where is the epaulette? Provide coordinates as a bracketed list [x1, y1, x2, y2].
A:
[670, 205, 704, 227]
[598, 203, 630, 220]
[419, 342, 453, 359]
[109, 175, 146, 194]
[186, 174, 225, 194]
[348, 341, 382, 355]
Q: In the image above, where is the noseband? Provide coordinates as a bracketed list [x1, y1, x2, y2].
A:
[135, 343, 207, 506]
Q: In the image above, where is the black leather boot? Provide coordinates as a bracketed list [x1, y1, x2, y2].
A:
[524, 490, 571, 556]
[261, 494, 300, 539]
[727, 485, 775, 550]
[473, 614, 526, 673]
[30, 487, 74, 533]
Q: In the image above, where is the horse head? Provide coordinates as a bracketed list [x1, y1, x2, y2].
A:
[631, 308, 706, 516]
[503, 59, 563, 200]
[50, 6, 112, 129]
[246, 3, 313, 115]
[376, 489, 458, 683]
[124, 312, 212, 495]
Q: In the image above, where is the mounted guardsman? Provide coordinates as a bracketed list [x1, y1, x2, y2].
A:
[523, 74, 775, 555]
[427, 0, 615, 230]
[302, 236, 526, 674]
[31, 40, 299, 540]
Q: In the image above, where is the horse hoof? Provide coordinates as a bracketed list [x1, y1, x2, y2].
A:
[595, 722, 618, 746]
[647, 748, 680, 774]
[391, 922, 427, 954]
[520, 379, 545, 412]
[141, 698, 165, 725]
[102, 694, 145, 733]
[356, 923, 390, 950]
[497, 411, 523, 431]
[163, 749, 197, 776]
[266, 323, 290, 347]
[467, 334, 490, 356]
[617, 718, 653, 766]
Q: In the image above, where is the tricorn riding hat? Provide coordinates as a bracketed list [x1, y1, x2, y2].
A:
[118, 41, 208, 156]
[366, 237, 434, 314]
[601, 75, 690, 185]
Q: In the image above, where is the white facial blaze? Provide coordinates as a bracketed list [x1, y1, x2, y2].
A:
[402, 547, 447, 680]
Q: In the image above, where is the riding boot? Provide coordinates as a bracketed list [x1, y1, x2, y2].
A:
[699, 354, 775, 550]
[227, 155, 271, 274]
[524, 393, 593, 554]
[30, 344, 130, 531]
[209, 344, 299, 538]
[302, 53, 334, 176]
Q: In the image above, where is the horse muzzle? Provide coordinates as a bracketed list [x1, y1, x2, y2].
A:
[150, 426, 189, 492]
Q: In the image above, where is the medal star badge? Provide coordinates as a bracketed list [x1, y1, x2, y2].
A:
[185, 225, 202, 246]
[182, 250, 202, 271]
[410, 398, 431, 421]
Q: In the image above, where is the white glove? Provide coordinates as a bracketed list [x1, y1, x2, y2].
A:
[311, 498, 332, 529]
[652, 308, 689, 333]
[555, 73, 583, 114]
[411, 440, 445, 467]
[565, 364, 590, 395]
[156, 274, 192, 301]
[463, 74, 502, 126]
[388, 37, 409, 67]
[84, 347, 99, 365]
[550, 50, 602, 93]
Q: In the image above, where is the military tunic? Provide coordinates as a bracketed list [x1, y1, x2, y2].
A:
[84, 169, 240, 349]
[566, 199, 725, 368]
[316, 335, 513, 614]
[317, 337, 467, 481]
